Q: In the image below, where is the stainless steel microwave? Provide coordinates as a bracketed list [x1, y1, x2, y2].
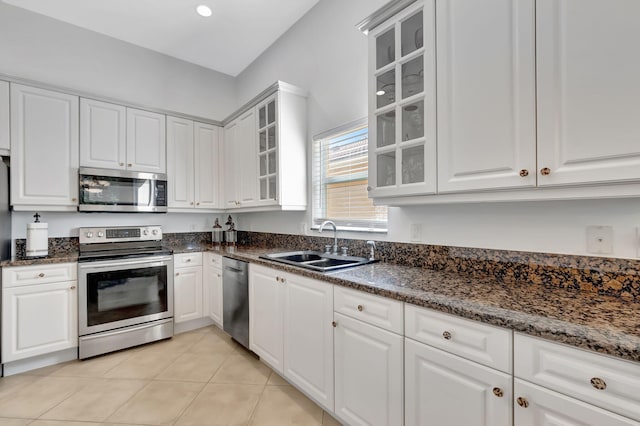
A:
[79, 167, 168, 213]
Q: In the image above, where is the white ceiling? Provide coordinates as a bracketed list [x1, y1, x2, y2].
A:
[2, 0, 320, 76]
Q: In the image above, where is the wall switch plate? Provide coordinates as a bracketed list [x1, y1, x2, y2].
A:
[586, 226, 613, 254]
[410, 223, 422, 242]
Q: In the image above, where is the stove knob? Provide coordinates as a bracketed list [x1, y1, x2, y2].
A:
[86, 231, 93, 238]
[143, 229, 149, 236]
[97, 231, 104, 238]
[152, 229, 158, 236]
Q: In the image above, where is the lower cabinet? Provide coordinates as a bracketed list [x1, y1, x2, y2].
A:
[249, 264, 334, 411]
[333, 312, 403, 426]
[203, 252, 223, 326]
[514, 379, 640, 426]
[1, 263, 78, 363]
[174, 265, 203, 323]
[405, 338, 512, 426]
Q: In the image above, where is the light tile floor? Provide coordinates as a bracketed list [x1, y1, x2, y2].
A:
[0, 326, 343, 426]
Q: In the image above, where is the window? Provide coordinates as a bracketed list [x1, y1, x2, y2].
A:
[312, 120, 388, 232]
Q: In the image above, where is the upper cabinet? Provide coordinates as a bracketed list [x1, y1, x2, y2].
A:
[167, 116, 221, 211]
[80, 100, 166, 173]
[223, 82, 307, 212]
[367, 1, 437, 198]
[436, 0, 536, 193]
[362, 0, 640, 204]
[0, 80, 9, 155]
[10, 84, 79, 211]
[536, 0, 640, 187]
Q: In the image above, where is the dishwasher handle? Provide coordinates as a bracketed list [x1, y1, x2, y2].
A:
[225, 266, 244, 274]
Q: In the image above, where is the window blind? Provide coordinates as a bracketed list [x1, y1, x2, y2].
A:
[312, 124, 387, 232]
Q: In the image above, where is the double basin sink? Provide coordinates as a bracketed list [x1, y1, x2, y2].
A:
[260, 250, 375, 272]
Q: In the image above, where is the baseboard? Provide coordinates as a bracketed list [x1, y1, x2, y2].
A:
[2, 347, 78, 377]
[174, 317, 217, 334]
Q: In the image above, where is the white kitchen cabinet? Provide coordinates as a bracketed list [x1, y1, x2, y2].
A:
[174, 253, 204, 324]
[514, 379, 640, 426]
[126, 107, 166, 173]
[168, 117, 221, 211]
[367, 0, 437, 198]
[2, 263, 78, 363]
[537, 0, 640, 187]
[10, 84, 79, 210]
[80, 98, 127, 170]
[405, 338, 512, 426]
[283, 273, 334, 411]
[224, 110, 258, 209]
[224, 82, 307, 212]
[334, 312, 403, 426]
[249, 263, 285, 373]
[0, 80, 9, 154]
[203, 252, 223, 327]
[436, 0, 536, 193]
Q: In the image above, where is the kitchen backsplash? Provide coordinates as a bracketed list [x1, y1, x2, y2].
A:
[13, 231, 640, 301]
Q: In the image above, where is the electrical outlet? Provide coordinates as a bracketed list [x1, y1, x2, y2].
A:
[586, 226, 613, 254]
[636, 227, 640, 258]
[299, 222, 308, 235]
[410, 223, 422, 242]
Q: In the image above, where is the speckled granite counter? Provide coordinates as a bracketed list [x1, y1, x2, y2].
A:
[0, 252, 79, 267]
[166, 241, 640, 364]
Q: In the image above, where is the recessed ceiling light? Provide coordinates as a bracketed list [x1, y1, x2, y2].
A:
[196, 5, 212, 17]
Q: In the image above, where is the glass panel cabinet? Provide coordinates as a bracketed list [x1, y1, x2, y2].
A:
[257, 96, 278, 201]
[367, 0, 436, 198]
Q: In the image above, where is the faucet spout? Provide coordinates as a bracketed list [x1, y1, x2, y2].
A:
[319, 220, 338, 254]
[366, 240, 376, 261]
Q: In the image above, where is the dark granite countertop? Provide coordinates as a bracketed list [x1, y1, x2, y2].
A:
[0, 252, 79, 267]
[5, 240, 639, 364]
[169, 241, 640, 364]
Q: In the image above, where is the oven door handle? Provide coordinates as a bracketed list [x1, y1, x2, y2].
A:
[78, 255, 173, 270]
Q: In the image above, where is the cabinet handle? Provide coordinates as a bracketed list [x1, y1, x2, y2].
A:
[516, 397, 529, 408]
[217, 274, 221, 278]
[176, 272, 180, 276]
[357, 304, 364, 312]
[70, 285, 76, 290]
[492, 387, 503, 398]
[120, 162, 124, 166]
[519, 169, 529, 177]
[442, 331, 452, 340]
[540, 167, 551, 176]
[366, 186, 372, 191]
[38, 273, 45, 278]
[128, 163, 133, 167]
[196, 202, 200, 206]
[590, 377, 607, 390]
[71, 198, 77, 202]
[332, 321, 337, 328]
[186, 258, 191, 262]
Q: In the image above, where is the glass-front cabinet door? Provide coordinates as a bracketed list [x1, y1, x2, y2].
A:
[257, 95, 278, 202]
[368, 0, 436, 198]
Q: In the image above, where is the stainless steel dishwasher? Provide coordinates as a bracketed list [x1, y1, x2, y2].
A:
[222, 257, 250, 349]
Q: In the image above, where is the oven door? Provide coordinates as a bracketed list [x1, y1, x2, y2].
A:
[78, 255, 174, 336]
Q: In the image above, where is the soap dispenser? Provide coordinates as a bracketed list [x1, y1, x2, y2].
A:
[26, 212, 48, 258]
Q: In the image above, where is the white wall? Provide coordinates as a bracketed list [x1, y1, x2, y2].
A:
[0, 2, 236, 120]
[234, 0, 640, 260]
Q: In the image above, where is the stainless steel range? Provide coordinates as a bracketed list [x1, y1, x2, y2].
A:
[77, 225, 174, 359]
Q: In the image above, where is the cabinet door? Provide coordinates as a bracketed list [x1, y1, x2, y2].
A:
[237, 109, 258, 206]
[194, 122, 220, 209]
[368, 1, 437, 198]
[223, 120, 239, 208]
[126, 108, 166, 173]
[2, 281, 78, 362]
[334, 312, 403, 426]
[167, 116, 195, 208]
[405, 338, 512, 426]
[257, 96, 278, 203]
[537, 0, 640, 186]
[203, 261, 223, 327]
[174, 266, 203, 323]
[0, 80, 9, 153]
[80, 98, 126, 170]
[283, 273, 334, 411]
[248, 264, 284, 374]
[515, 379, 640, 426]
[10, 84, 79, 209]
[436, 0, 536, 192]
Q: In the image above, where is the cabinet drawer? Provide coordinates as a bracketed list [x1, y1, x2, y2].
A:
[405, 304, 512, 373]
[2, 263, 77, 287]
[515, 333, 640, 422]
[334, 286, 403, 334]
[204, 252, 222, 269]
[174, 252, 203, 268]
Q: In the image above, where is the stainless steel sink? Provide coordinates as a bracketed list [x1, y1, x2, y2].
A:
[260, 250, 374, 272]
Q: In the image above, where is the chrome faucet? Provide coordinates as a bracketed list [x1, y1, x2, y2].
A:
[366, 240, 376, 261]
[319, 220, 338, 254]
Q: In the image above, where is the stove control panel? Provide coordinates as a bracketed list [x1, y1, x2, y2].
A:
[79, 226, 162, 244]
